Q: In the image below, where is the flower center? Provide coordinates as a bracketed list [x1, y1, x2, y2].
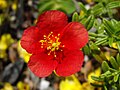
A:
[40, 32, 64, 57]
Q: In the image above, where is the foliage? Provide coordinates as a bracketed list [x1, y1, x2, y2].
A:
[72, 0, 120, 89]
[37, 0, 76, 14]
[91, 54, 120, 90]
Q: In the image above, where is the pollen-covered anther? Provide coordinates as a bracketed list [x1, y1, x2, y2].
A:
[40, 32, 64, 57]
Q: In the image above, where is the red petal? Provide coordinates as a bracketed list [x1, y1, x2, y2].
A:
[55, 50, 84, 76]
[61, 22, 88, 50]
[28, 52, 58, 77]
[37, 10, 68, 35]
[20, 26, 43, 54]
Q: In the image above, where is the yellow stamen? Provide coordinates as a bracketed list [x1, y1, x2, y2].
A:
[40, 32, 64, 57]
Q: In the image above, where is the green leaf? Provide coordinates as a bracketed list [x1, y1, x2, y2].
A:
[78, 2, 87, 14]
[91, 76, 104, 82]
[119, 76, 120, 85]
[80, 18, 87, 25]
[109, 37, 113, 47]
[86, 15, 95, 30]
[72, 12, 79, 22]
[90, 3, 104, 16]
[101, 71, 112, 77]
[90, 43, 100, 53]
[104, 85, 108, 90]
[110, 57, 119, 70]
[109, 68, 117, 72]
[91, 83, 103, 87]
[114, 74, 119, 82]
[112, 85, 117, 90]
[116, 53, 120, 66]
[111, 19, 118, 26]
[88, 32, 97, 37]
[59, 0, 76, 14]
[97, 24, 105, 34]
[38, 1, 54, 14]
[107, 1, 120, 9]
[82, 15, 95, 30]
[38, 0, 76, 14]
[92, 54, 103, 63]
[102, 61, 110, 72]
[82, 45, 91, 55]
[95, 37, 108, 45]
[117, 41, 120, 52]
[103, 19, 115, 36]
[109, 79, 113, 84]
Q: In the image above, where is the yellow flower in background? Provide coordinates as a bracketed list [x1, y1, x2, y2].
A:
[88, 68, 101, 83]
[12, 2, 17, 11]
[82, 68, 102, 90]
[17, 81, 30, 90]
[104, 44, 118, 61]
[17, 41, 31, 63]
[0, 34, 14, 50]
[60, 75, 98, 90]
[1, 83, 14, 90]
[60, 75, 82, 90]
[80, 10, 85, 17]
[0, 0, 7, 9]
[112, 43, 118, 49]
[105, 52, 110, 60]
[86, 0, 93, 4]
[82, 82, 95, 90]
[0, 34, 14, 58]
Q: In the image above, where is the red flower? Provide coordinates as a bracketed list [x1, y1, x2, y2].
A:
[21, 10, 88, 77]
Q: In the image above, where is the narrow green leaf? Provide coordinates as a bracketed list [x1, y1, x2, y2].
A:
[111, 19, 118, 26]
[109, 68, 117, 72]
[89, 32, 106, 38]
[91, 3, 104, 15]
[110, 57, 119, 70]
[78, 2, 87, 14]
[112, 85, 117, 90]
[72, 12, 79, 22]
[82, 15, 95, 30]
[38, 1, 54, 13]
[91, 76, 104, 82]
[119, 76, 120, 85]
[91, 83, 103, 87]
[117, 41, 120, 52]
[107, 1, 120, 9]
[104, 85, 108, 90]
[95, 37, 108, 45]
[109, 80, 113, 84]
[90, 43, 100, 53]
[114, 74, 119, 82]
[97, 24, 105, 34]
[102, 61, 110, 72]
[82, 45, 91, 55]
[101, 71, 112, 77]
[86, 15, 95, 30]
[103, 19, 115, 36]
[80, 18, 87, 25]
[92, 54, 103, 63]
[116, 53, 120, 66]
[88, 32, 97, 37]
[109, 37, 113, 47]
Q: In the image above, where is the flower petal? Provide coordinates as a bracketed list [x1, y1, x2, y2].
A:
[37, 10, 68, 35]
[61, 22, 88, 50]
[20, 26, 43, 54]
[55, 50, 84, 76]
[28, 52, 58, 77]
